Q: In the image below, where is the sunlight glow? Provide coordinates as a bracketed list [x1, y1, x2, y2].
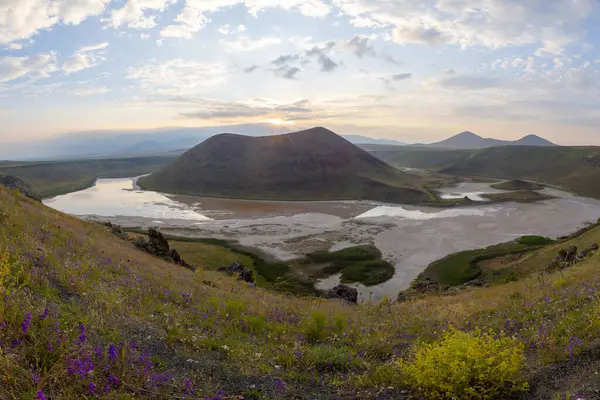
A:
[267, 118, 293, 126]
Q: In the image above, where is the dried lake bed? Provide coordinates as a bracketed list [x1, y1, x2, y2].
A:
[44, 178, 600, 301]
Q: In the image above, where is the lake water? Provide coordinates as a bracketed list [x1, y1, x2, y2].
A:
[44, 178, 600, 302]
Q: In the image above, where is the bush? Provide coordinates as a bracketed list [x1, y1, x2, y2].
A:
[397, 327, 528, 399]
[306, 345, 355, 371]
[518, 235, 554, 246]
[304, 311, 327, 343]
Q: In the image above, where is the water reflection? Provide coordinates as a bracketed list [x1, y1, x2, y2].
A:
[43, 178, 210, 221]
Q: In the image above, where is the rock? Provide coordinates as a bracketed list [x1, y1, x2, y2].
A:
[577, 250, 589, 260]
[134, 228, 195, 271]
[217, 261, 254, 283]
[326, 284, 358, 303]
[589, 243, 599, 251]
[558, 246, 578, 262]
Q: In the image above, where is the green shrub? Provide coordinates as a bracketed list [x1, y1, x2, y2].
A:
[306, 345, 355, 371]
[332, 315, 347, 335]
[304, 311, 327, 343]
[518, 235, 554, 246]
[397, 327, 528, 399]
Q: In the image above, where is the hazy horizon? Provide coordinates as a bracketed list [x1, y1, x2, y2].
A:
[2, 1, 600, 145]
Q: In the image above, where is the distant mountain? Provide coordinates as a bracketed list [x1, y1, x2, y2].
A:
[138, 127, 429, 204]
[342, 135, 405, 146]
[1, 124, 292, 161]
[426, 131, 556, 149]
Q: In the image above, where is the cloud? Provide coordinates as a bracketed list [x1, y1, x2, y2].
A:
[380, 72, 412, 88]
[436, 74, 501, 90]
[78, 42, 109, 52]
[104, 0, 176, 30]
[68, 86, 111, 96]
[392, 24, 450, 46]
[391, 73, 412, 81]
[244, 65, 259, 73]
[179, 98, 312, 120]
[279, 66, 301, 79]
[271, 55, 300, 66]
[333, 0, 594, 53]
[0, 0, 110, 44]
[126, 59, 228, 94]
[306, 42, 339, 72]
[160, 6, 210, 38]
[7, 43, 23, 50]
[62, 42, 108, 74]
[220, 36, 281, 52]
[0, 52, 58, 83]
[346, 35, 376, 58]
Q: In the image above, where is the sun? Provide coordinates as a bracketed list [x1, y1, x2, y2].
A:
[267, 118, 292, 126]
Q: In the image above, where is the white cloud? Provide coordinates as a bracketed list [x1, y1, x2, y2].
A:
[69, 86, 111, 96]
[78, 42, 109, 52]
[220, 36, 281, 52]
[7, 43, 23, 50]
[0, 52, 58, 83]
[104, 0, 177, 29]
[237, 24, 247, 32]
[218, 24, 231, 35]
[62, 42, 109, 74]
[160, 6, 210, 38]
[140, 33, 150, 39]
[333, 0, 596, 52]
[0, 0, 110, 44]
[126, 59, 228, 94]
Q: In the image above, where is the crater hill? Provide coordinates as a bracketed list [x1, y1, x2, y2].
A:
[138, 127, 430, 204]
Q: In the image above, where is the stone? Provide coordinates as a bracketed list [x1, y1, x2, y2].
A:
[326, 284, 358, 303]
[217, 261, 255, 283]
[134, 228, 195, 271]
[589, 243, 599, 251]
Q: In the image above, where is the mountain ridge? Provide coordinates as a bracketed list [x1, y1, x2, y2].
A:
[425, 131, 556, 149]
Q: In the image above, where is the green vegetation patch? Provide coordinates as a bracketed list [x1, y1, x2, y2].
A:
[518, 235, 555, 246]
[491, 179, 544, 191]
[423, 242, 538, 286]
[307, 246, 394, 286]
[482, 190, 555, 203]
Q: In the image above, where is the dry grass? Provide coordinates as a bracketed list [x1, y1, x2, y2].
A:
[1, 185, 600, 398]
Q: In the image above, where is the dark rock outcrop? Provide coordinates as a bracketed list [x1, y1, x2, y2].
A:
[397, 277, 450, 301]
[326, 284, 358, 303]
[547, 243, 599, 271]
[0, 175, 39, 200]
[217, 261, 255, 283]
[134, 228, 195, 271]
[103, 222, 129, 240]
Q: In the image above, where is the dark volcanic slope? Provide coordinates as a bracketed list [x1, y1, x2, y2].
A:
[139, 127, 429, 203]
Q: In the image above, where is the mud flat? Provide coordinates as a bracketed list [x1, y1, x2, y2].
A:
[44, 178, 600, 301]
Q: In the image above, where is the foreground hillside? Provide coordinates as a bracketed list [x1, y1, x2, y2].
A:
[371, 145, 600, 200]
[139, 127, 430, 204]
[3, 185, 600, 398]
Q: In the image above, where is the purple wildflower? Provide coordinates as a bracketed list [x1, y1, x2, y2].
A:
[183, 378, 195, 394]
[0, 321, 6, 329]
[275, 378, 286, 393]
[88, 381, 96, 395]
[78, 323, 86, 344]
[565, 336, 583, 357]
[46, 343, 53, 352]
[36, 391, 47, 400]
[39, 307, 49, 320]
[21, 312, 32, 335]
[108, 344, 118, 360]
[33, 374, 39, 385]
[108, 375, 119, 387]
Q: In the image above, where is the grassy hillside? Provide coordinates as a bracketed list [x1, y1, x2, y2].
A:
[5, 186, 600, 398]
[0, 155, 175, 198]
[139, 128, 431, 204]
[370, 145, 600, 199]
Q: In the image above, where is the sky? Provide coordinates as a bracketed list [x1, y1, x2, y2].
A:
[2, 0, 600, 145]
